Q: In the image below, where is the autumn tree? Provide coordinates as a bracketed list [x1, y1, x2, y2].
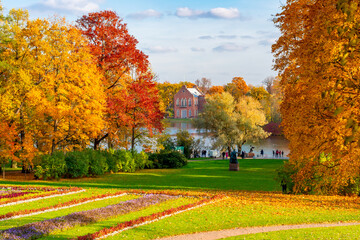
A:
[224, 77, 250, 100]
[107, 74, 164, 151]
[156, 82, 182, 117]
[76, 10, 156, 150]
[208, 85, 224, 95]
[195, 77, 211, 94]
[249, 86, 270, 101]
[193, 92, 269, 156]
[273, 0, 360, 195]
[0, 8, 105, 167]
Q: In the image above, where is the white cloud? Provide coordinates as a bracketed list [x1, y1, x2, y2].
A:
[176, 7, 204, 18]
[175, 7, 243, 19]
[209, 8, 240, 19]
[144, 46, 178, 54]
[30, 0, 101, 13]
[127, 9, 163, 19]
[213, 43, 246, 52]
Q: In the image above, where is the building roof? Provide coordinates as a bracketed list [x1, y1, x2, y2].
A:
[187, 87, 202, 97]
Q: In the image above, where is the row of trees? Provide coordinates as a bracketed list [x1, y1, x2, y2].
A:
[273, 0, 360, 195]
[0, 4, 163, 168]
[157, 76, 282, 124]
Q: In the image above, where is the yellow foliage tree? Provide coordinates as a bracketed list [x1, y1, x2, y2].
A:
[273, 0, 360, 195]
[0, 9, 105, 164]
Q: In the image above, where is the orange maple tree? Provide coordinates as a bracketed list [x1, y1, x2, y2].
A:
[224, 77, 250, 100]
[273, 0, 360, 195]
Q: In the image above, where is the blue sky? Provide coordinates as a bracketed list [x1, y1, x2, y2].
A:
[1, 0, 283, 86]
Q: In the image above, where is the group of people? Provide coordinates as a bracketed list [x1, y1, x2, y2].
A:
[273, 150, 284, 158]
[192, 149, 208, 158]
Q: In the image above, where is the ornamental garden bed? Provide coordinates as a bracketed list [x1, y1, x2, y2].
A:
[0, 185, 225, 240]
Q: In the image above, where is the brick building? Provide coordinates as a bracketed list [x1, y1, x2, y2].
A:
[174, 85, 206, 119]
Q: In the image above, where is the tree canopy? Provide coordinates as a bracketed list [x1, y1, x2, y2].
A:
[273, 0, 360, 195]
[194, 92, 269, 156]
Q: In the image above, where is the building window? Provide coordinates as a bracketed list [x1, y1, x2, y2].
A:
[177, 110, 179, 117]
[195, 98, 198, 106]
[195, 110, 197, 116]
[188, 98, 191, 106]
[189, 109, 192, 117]
[176, 98, 179, 106]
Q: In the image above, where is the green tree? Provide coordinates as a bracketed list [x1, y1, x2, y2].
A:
[194, 92, 269, 156]
[176, 129, 194, 159]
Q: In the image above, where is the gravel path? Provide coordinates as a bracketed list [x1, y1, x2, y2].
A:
[158, 222, 360, 240]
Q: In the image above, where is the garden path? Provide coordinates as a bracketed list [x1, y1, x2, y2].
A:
[158, 222, 360, 240]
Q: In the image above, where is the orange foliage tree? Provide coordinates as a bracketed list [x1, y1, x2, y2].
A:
[208, 86, 224, 95]
[273, 0, 360, 195]
[224, 77, 250, 100]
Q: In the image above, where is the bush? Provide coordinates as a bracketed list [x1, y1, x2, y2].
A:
[148, 151, 187, 169]
[85, 149, 108, 176]
[133, 151, 152, 170]
[102, 149, 119, 173]
[34, 151, 66, 180]
[114, 150, 136, 173]
[65, 151, 89, 178]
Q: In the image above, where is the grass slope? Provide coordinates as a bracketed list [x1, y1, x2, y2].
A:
[0, 159, 285, 191]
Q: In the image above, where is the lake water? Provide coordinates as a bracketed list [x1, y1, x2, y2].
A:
[166, 120, 289, 158]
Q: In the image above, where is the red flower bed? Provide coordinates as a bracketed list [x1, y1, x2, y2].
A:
[0, 185, 83, 207]
[0, 191, 127, 221]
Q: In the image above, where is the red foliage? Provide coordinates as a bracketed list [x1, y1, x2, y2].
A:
[76, 10, 149, 87]
[263, 122, 283, 136]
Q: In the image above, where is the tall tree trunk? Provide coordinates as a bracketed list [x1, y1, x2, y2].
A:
[131, 127, 135, 153]
[94, 133, 109, 150]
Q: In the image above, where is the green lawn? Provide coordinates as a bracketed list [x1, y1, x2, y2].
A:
[0, 159, 285, 191]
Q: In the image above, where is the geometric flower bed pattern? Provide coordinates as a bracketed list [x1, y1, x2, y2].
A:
[0, 194, 176, 240]
[0, 186, 226, 240]
[77, 194, 226, 240]
[0, 191, 128, 221]
[0, 185, 83, 207]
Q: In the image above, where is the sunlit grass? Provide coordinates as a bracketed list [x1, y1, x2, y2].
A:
[224, 225, 360, 240]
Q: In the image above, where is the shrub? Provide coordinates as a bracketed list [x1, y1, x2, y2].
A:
[133, 151, 152, 170]
[102, 149, 119, 173]
[114, 150, 136, 173]
[148, 151, 187, 169]
[85, 149, 108, 176]
[65, 151, 89, 178]
[34, 152, 66, 180]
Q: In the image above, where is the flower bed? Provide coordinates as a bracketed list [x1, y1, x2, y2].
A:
[75, 194, 226, 240]
[0, 185, 84, 207]
[0, 194, 176, 240]
[0, 191, 129, 221]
